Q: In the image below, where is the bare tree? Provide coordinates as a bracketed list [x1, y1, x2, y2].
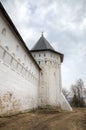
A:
[62, 88, 70, 99]
[71, 79, 85, 107]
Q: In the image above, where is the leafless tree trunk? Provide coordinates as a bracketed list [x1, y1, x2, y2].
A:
[71, 79, 85, 107]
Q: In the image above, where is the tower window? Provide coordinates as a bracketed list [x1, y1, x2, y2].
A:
[45, 61, 47, 64]
[39, 61, 40, 64]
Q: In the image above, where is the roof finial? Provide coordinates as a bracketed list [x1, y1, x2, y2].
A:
[41, 32, 43, 37]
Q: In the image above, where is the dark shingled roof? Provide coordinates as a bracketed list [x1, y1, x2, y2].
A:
[31, 34, 55, 51]
[31, 34, 64, 62]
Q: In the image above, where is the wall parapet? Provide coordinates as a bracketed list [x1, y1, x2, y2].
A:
[0, 45, 38, 84]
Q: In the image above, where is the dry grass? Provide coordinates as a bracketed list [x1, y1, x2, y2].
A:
[0, 108, 86, 130]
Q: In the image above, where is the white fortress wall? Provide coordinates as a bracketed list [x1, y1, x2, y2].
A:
[0, 14, 40, 116]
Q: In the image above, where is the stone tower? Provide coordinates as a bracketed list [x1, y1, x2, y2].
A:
[31, 34, 64, 108]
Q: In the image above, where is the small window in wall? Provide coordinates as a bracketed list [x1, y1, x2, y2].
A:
[45, 61, 47, 64]
[16, 45, 19, 51]
[44, 53, 46, 57]
[34, 54, 35, 57]
[39, 61, 40, 64]
[1, 28, 6, 36]
[39, 54, 40, 57]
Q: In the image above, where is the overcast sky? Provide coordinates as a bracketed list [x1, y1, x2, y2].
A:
[1, 0, 86, 90]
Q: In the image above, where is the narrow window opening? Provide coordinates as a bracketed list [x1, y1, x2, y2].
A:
[39, 61, 40, 64]
[16, 45, 19, 51]
[45, 61, 47, 64]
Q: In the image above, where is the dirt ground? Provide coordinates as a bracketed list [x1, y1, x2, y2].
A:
[0, 108, 86, 130]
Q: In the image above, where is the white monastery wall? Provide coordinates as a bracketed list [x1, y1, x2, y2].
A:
[0, 14, 40, 116]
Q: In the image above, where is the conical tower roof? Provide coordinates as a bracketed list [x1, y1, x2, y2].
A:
[31, 33, 55, 51]
[31, 34, 64, 62]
